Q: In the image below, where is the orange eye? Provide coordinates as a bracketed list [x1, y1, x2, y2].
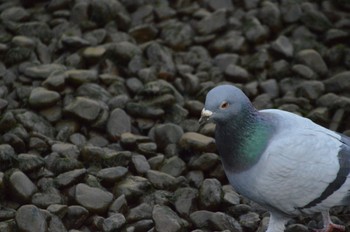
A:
[220, 101, 229, 109]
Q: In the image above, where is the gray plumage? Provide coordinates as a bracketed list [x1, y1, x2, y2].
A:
[200, 84, 349, 232]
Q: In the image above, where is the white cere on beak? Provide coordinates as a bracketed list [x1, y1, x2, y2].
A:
[201, 109, 213, 117]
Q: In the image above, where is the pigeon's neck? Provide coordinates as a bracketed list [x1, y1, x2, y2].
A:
[215, 107, 274, 172]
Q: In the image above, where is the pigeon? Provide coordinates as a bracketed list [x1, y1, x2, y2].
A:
[199, 84, 349, 232]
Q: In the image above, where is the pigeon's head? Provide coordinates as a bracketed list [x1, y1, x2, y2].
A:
[200, 85, 253, 125]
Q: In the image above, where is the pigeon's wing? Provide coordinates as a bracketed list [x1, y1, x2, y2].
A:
[256, 109, 350, 215]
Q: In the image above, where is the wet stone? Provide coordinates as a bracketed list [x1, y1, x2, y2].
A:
[15, 205, 47, 232]
[75, 183, 113, 214]
[29, 87, 60, 108]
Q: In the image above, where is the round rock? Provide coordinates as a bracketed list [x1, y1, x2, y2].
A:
[29, 87, 60, 108]
[75, 183, 113, 214]
[16, 205, 47, 232]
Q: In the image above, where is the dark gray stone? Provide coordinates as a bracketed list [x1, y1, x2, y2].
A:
[15, 205, 47, 232]
[114, 176, 151, 201]
[296, 49, 328, 76]
[127, 202, 152, 222]
[29, 87, 60, 108]
[258, 1, 280, 28]
[239, 212, 260, 230]
[243, 17, 268, 43]
[75, 183, 113, 213]
[196, 9, 227, 35]
[179, 132, 216, 152]
[160, 156, 186, 177]
[146, 42, 176, 79]
[301, 9, 332, 32]
[271, 36, 293, 58]
[97, 167, 128, 184]
[129, 24, 158, 43]
[63, 205, 89, 229]
[174, 187, 198, 217]
[106, 108, 131, 140]
[64, 97, 102, 122]
[292, 64, 317, 80]
[102, 213, 126, 232]
[0, 144, 18, 171]
[7, 169, 37, 202]
[199, 178, 222, 210]
[66, 69, 98, 85]
[0, 7, 30, 22]
[222, 185, 240, 206]
[146, 170, 177, 190]
[31, 192, 63, 208]
[149, 123, 184, 150]
[296, 80, 325, 100]
[324, 71, 350, 92]
[280, 0, 302, 23]
[131, 154, 150, 174]
[76, 83, 112, 103]
[160, 20, 194, 50]
[152, 204, 185, 232]
[55, 168, 86, 188]
[18, 153, 44, 172]
[189, 153, 219, 171]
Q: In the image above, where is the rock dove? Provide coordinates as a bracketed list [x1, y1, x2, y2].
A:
[199, 84, 349, 232]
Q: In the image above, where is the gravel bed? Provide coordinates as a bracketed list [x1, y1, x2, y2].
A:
[1, 0, 350, 231]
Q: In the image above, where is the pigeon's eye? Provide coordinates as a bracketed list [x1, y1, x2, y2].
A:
[220, 101, 229, 109]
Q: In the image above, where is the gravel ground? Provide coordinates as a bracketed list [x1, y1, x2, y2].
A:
[1, 0, 350, 231]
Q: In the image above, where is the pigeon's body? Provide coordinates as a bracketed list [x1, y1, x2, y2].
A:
[200, 85, 349, 232]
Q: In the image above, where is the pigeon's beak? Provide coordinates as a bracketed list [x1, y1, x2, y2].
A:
[199, 108, 213, 125]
